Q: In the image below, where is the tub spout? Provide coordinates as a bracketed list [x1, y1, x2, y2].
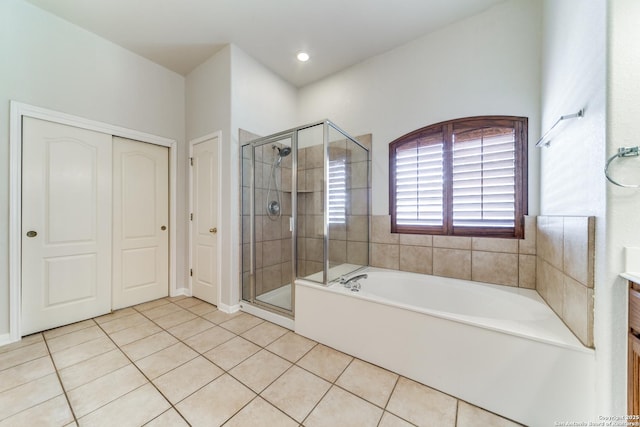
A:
[339, 273, 368, 289]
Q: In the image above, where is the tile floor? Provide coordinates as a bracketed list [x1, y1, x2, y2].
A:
[0, 296, 522, 426]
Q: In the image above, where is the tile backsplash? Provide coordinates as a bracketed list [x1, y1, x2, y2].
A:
[370, 215, 537, 289]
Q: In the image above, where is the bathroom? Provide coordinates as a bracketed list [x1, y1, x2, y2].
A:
[0, 0, 638, 425]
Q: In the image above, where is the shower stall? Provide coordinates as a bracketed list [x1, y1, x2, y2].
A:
[240, 120, 370, 320]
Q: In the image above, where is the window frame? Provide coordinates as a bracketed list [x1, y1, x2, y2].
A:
[389, 116, 528, 239]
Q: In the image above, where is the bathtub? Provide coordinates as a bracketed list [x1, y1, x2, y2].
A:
[295, 267, 595, 427]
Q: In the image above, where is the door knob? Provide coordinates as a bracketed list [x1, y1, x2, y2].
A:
[26, 230, 37, 238]
[161, 226, 167, 231]
[209, 228, 217, 233]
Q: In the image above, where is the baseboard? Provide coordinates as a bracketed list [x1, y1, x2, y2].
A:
[171, 287, 191, 298]
[217, 302, 240, 314]
[0, 333, 18, 349]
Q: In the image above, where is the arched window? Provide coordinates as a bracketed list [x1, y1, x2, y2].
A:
[389, 116, 528, 238]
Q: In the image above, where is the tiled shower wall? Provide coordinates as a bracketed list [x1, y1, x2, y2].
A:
[536, 216, 595, 347]
[370, 215, 537, 288]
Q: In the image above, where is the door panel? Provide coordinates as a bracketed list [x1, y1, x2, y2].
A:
[112, 137, 169, 309]
[22, 117, 112, 334]
[191, 136, 218, 305]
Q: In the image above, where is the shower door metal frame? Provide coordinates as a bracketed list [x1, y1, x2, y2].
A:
[242, 129, 298, 318]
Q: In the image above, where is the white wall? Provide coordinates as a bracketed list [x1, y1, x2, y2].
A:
[606, 0, 640, 416]
[0, 0, 186, 336]
[297, 0, 542, 216]
[540, 0, 608, 416]
[186, 44, 297, 307]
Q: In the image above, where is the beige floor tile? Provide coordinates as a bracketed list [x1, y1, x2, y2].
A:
[229, 349, 291, 393]
[176, 374, 255, 427]
[336, 359, 398, 407]
[58, 349, 130, 391]
[121, 331, 178, 361]
[108, 321, 163, 347]
[266, 331, 315, 363]
[99, 313, 152, 335]
[0, 394, 73, 427]
[202, 309, 241, 324]
[0, 341, 48, 371]
[174, 297, 201, 308]
[240, 321, 288, 347]
[153, 309, 198, 330]
[379, 411, 415, 427]
[186, 301, 217, 316]
[297, 344, 352, 382]
[262, 365, 331, 422]
[77, 383, 170, 427]
[166, 295, 188, 302]
[167, 317, 215, 341]
[134, 298, 171, 312]
[183, 326, 236, 353]
[304, 385, 383, 427]
[456, 401, 522, 427]
[67, 364, 147, 417]
[43, 319, 96, 340]
[225, 397, 298, 427]
[219, 313, 264, 334]
[153, 356, 223, 404]
[0, 373, 63, 420]
[142, 303, 182, 320]
[135, 342, 198, 379]
[386, 377, 457, 427]
[51, 336, 116, 370]
[145, 408, 189, 426]
[46, 325, 106, 353]
[93, 307, 136, 324]
[0, 333, 43, 355]
[203, 337, 260, 370]
[0, 356, 55, 393]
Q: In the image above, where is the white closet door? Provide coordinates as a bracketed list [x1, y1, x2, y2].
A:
[112, 137, 169, 309]
[191, 136, 219, 305]
[22, 117, 112, 335]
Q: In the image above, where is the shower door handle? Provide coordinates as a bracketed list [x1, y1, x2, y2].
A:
[209, 228, 217, 234]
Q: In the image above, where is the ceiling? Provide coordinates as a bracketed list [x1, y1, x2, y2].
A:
[25, 0, 505, 87]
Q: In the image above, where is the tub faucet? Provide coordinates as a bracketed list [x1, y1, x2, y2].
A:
[339, 274, 368, 291]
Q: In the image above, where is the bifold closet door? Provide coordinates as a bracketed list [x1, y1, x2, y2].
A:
[22, 117, 112, 335]
[112, 137, 169, 309]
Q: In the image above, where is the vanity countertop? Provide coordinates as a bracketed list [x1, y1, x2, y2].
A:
[622, 272, 640, 284]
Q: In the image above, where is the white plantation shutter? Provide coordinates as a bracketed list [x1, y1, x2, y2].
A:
[452, 128, 516, 229]
[390, 117, 526, 237]
[395, 138, 444, 226]
[328, 158, 346, 224]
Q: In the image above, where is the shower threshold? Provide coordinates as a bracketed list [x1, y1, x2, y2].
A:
[256, 284, 292, 311]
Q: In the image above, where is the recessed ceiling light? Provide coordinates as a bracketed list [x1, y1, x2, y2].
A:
[297, 52, 310, 62]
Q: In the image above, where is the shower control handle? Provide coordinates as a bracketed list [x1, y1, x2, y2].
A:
[209, 228, 217, 234]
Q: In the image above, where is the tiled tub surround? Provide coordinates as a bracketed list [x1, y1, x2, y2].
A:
[370, 215, 537, 288]
[537, 216, 595, 347]
[0, 296, 521, 426]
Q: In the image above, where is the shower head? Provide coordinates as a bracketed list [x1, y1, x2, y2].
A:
[277, 147, 292, 158]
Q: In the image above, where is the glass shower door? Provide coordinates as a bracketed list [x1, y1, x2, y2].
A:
[241, 134, 295, 316]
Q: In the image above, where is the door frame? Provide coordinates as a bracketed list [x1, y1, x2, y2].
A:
[8, 101, 178, 344]
[188, 132, 223, 305]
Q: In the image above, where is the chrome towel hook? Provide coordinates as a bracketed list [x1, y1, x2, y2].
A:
[605, 146, 640, 188]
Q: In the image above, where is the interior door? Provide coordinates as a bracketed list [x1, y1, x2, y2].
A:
[112, 137, 169, 309]
[190, 135, 219, 305]
[22, 117, 112, 334]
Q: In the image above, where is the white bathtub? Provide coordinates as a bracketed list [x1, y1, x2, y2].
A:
[295, 267, 595, 427]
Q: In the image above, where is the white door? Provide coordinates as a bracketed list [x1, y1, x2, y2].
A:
[22, 117, 112, 334]
[112, 137, 169, 309]
[190, 136, 219, 305]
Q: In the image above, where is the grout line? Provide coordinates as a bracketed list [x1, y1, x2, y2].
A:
[41, 333, 79, 425]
